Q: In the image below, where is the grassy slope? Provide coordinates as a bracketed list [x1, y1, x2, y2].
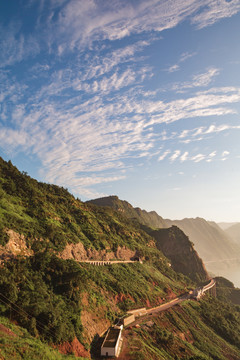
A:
[216, 277, 240, 305]
[0, 316, 87, 360]
[87, 196, 167, 228]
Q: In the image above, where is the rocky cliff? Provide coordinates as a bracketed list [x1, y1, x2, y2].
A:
[146, 225, 209, 282]
[165, 217, 240, 276]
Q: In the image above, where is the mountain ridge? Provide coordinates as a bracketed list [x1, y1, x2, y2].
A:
[89, 196, 240, 280]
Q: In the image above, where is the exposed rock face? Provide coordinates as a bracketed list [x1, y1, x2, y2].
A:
[164, 217, 240, 276]
[0, 229, 33, 263]
[149, 226, 209, 282]
[59, 243, 139, 261]
[55, 337, 90, 358]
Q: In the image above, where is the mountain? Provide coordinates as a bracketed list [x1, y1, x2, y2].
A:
[0, 157, 240, 359]
[87, 195, 167, 228]
[88, 196, 208, 281]
[224, 222, 240, 244]
[165, 217, 240, 277]
[218, 222, 238, 231]
[146, 225, 209, 283]
[89, 196, 240, 279]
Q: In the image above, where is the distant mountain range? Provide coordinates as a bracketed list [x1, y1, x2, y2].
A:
[222, 223, 240, 245]
[165, 217, 240, 276]
[88, 196, 240, 278]
[218, 222, 239, 231]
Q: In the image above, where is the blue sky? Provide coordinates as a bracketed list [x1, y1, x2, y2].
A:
[1, 0, 240, 222]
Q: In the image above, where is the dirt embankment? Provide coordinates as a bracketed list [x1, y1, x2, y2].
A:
[55, 337, 90, 358]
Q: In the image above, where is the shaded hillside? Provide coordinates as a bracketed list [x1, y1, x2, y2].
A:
[87, 196, 167, 228]
[224, 222, 240, 245]
[215, 277, 240, 305]
[165, 217, 240, 277]
[89, 197, 209, 282]
[146, 225, 209, 282]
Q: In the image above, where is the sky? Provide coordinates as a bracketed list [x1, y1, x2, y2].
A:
[1, 0, 240, 222]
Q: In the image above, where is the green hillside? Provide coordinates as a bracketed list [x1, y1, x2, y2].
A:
[0, 157, 240, 359]
[87, 196, 167, 229]
[88, 197, 209, 282]
[120, 298, 240, 360]
[0, 157, 192, 356]
[0, 316, 87, 360]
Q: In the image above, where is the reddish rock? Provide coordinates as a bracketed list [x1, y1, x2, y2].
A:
[55, 337, 90, 358]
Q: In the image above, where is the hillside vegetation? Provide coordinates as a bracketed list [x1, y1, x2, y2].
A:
[120, 297, 240, 360]
[88, 197, 209, 282]
[87, 196, 167, 229]
[0, 316, 87, 360]
[89, 196, 240, 280]
[0, 157, 240, 359]
[0, 157, 192, 357]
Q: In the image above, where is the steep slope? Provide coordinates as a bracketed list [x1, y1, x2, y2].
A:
[224, 222, 240, 244]
[0, 157, 192, 356]
[146, 226, 209, 282]
[1, 157, 240, 360]
[165, 217, 240, 277]
[215, 277, 240, 305]
[87, 196, 167, 228]
[0, 316, 87, 360]
[119, 297, 240, 360]
[89, 197, 209, 282]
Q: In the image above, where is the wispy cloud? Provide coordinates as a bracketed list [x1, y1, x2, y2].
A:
[221, 150, 230, 161]
[1, 75, 240, 197]
[167, 64, 180, 73]
[158, 150, 171, 161]
[170, 150, 181, 162]
[191, 0, 240, 29]
[1, 0, 240, 198]
[179, 51, 197, 63]
[0, 23, 39, 68]
[167, 51, 197, 73]
[50, 0, 240, 50]
[180, 152, 189, 162]
[158, 149, 225, 164]
[173, 68, 220, 91]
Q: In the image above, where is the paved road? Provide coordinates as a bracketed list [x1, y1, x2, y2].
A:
[128, 279, 216, 318]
